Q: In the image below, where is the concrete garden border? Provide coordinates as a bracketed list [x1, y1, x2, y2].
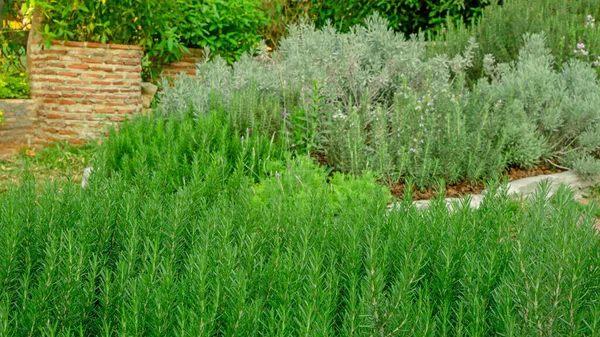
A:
[388, 171, 596, 211]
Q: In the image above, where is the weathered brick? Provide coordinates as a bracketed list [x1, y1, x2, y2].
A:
[86, 42, 107, 49]
[85, 59, 105, 64]
[40, 49, 68, 55]
[58, 129, 78, 135]
[63, 114, 86, 120]
[91, 81, 113, 86]
[105, 74, 124, 79]
[68, 64, 90, 70]
[59, 100, 77, 105]
[54, 86, 75, 92]
[64, 41, 85, 47]
[69, 138, 88, 145]
[62, 93, 85, 99]
[99, 88, 120, 93]
[91, 66, 115, 73]
[62, 80, 89, 85]
[59, 56, 82, 62]
[58, 71, 79, 77]
[25, 40, 143, 145]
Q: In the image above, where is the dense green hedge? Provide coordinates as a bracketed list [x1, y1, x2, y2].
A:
[260, 0, 494, 46]
[308, 0, 492, 36]
[33, 0, 269, 79]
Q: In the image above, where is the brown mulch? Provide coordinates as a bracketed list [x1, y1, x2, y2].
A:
[311, 150, 567, 201]
[388, 163, 565, 201]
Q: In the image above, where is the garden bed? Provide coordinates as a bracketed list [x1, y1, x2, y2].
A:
[389, 163, 566, 200]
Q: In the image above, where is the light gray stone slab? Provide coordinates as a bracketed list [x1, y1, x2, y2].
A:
[388, 171, 596, 212]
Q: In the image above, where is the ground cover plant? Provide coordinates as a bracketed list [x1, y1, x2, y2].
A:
[160, 15, 600, 189]
[2, 110, 600, 336]
[0, 142, 93, 191]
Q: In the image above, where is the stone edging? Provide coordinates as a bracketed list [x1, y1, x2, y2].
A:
[388, 171, 595, 211]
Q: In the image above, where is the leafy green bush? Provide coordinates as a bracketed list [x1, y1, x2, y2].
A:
[308, 0, 492, 36]
[0, 33, 28, 99]
[34, 0, 270, 79]
[95, 110, 288, 195]
[1, 111, 600, 335]
[259, 0, 492, 49]
[431, 0, 600, 80]
[0, 71, 28, 99]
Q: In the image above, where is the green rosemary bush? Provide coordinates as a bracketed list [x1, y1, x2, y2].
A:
[1, 122, 600, 335]
[160, 14, 600, 187]
[95, 110, 288, 194]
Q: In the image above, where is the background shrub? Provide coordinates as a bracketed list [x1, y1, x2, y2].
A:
[431, 0, 600, 80]
[308, 0, 492, 36]
[0, 32, 28, 99]
[259, 0, 493, 49]
[33, 0, 270, 79]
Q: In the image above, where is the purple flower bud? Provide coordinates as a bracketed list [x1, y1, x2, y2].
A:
[241, 136, 245, 142]
[276, 172, 280, 179]
[246, 128, 250, 136]
[282, 110, 289, 119]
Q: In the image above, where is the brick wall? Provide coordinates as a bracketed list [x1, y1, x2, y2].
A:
[0, 99, 37, 155]
[29, 40, 144, 144]
[160, 48, 203, 80]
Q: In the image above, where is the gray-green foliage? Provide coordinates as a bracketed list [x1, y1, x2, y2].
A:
[477, 33, 600, 175]
[159, 14, 600, 187]
[431, 0, 600, 81]
[2, 113, 600, 335]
